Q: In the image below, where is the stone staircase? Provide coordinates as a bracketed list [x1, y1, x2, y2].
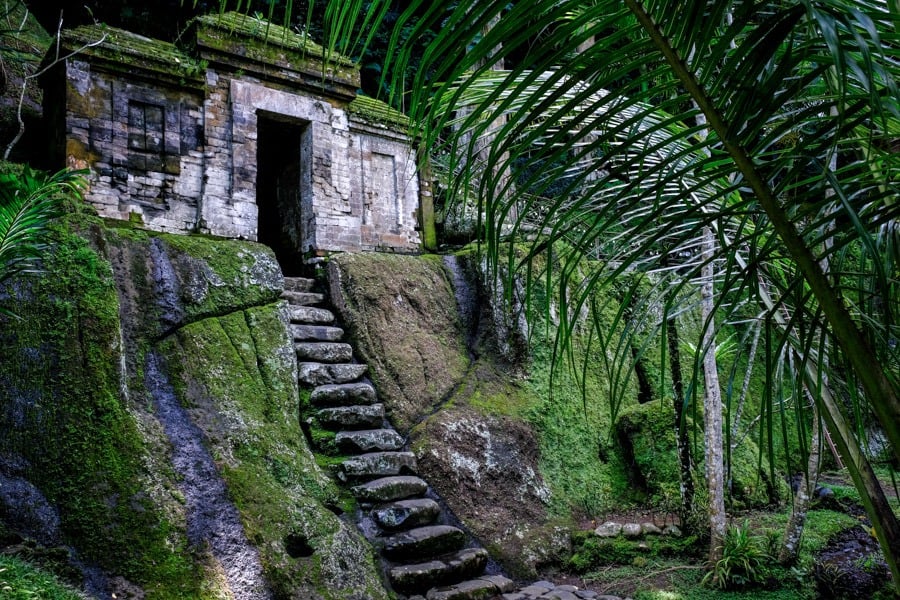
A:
[283, 276, 515, 600]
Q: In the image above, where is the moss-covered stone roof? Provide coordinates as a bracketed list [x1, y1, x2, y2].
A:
[62, 24, 203, 81]
[348, 95, 410, 130]
[194, 12, 355, 68]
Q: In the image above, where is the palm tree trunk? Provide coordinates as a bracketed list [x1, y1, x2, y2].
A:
[701, 226, 727, 565]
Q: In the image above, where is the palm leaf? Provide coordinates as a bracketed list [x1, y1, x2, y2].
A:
[0, 167, 85, 289]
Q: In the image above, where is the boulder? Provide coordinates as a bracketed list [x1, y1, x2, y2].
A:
[640, 522, 662, 535]
[594, 522, 622, 538]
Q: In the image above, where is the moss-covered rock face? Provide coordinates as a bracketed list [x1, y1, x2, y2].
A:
[327, 252, 469, 432]
[0, 210, 387, 599]
[160, 306, 387, 600]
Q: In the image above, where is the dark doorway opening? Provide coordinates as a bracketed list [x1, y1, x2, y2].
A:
[257, 114, 307, 276]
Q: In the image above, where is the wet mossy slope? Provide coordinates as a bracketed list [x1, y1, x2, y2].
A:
[0, 208, 387, 599]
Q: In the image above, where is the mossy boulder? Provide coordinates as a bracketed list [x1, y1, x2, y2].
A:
[160, 306, 388, 600]
[410, 405, 558, 577]
[326, 252, 468, 431]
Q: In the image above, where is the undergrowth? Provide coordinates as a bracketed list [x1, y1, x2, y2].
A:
[0, 555, 87, 600]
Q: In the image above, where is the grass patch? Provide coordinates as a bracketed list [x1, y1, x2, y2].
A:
[0, 555, 87, 600]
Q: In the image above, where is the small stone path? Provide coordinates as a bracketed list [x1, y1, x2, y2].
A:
[283, 276, 633, 600]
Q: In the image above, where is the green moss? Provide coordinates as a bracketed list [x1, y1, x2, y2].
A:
[569, 530, 702, 572]
[348, 95, 410, 129]
[194, 12, 353, 66]
[193, 12, 359, 85]
[0, 215, 204, 598]
[160, 306, 386, 598]
[614, 399, 776, 509]
[63, 24, 204, 83]
[156, 233, 282, 321]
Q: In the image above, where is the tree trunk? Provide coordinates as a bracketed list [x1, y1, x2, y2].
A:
[701, 226, 727, 565]
[662, 252, 695, 531]
[778, 399, 821, 564]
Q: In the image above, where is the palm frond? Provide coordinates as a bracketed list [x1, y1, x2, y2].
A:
[0, 167, 86, 288]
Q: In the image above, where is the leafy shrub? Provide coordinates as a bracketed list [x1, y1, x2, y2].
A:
[703, 521, 771, 589]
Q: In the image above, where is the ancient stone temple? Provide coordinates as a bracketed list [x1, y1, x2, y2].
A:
[42, 12, 429, 267]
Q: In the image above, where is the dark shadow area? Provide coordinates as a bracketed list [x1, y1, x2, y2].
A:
[257, 114, 307, 276]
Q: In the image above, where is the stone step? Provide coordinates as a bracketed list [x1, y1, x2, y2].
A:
[351, 476, 429, 503]
[292, 324, 345, 342]
[298, 362, 367, 385]
[373, 498, 441, 530]
[425, 575, 515, 600]
[289, 306, 335, 325]
[390, 548, 488, 595]
[340, 451, 417, 480]
[310, 382, 378, 407]
[336, 428, 404, 453]
[295, 342, 354, 363]
[315, 404, 384, 430]
[283, 277, 316, 293]
[380, 525, 466, 561]
[281, 290, 325, 306]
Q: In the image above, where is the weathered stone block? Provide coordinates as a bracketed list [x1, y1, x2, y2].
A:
[298, 362, 367, 385]
[351, 476, 428, 502]
[380, 526, 467, 561]
[309, 382, 378, 407]
[294, 342, 353, 363]
[340, 451, 417, 480]
[335, 428, 404, 453]
[291, 324, 344, 342]
[315, 404, 384, 430]
[372, 497, 440, 530]
[389, 548, 488, 595]
[290, 306, 335, 324]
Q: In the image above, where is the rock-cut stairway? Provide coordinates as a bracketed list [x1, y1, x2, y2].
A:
[283, 276, 514, 600]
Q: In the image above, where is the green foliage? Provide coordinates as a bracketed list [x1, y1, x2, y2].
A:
[703, 521, 772, 590]
[569, 530, 702, 573]
[0, 165, 86, 307]
[0, 555, 87, 600]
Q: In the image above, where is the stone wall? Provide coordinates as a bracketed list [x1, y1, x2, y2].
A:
[349, 119, 422, 252]
[61, 57, 205, 234]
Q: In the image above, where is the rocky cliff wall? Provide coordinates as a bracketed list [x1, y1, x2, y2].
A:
[0, 204, 387, 599]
